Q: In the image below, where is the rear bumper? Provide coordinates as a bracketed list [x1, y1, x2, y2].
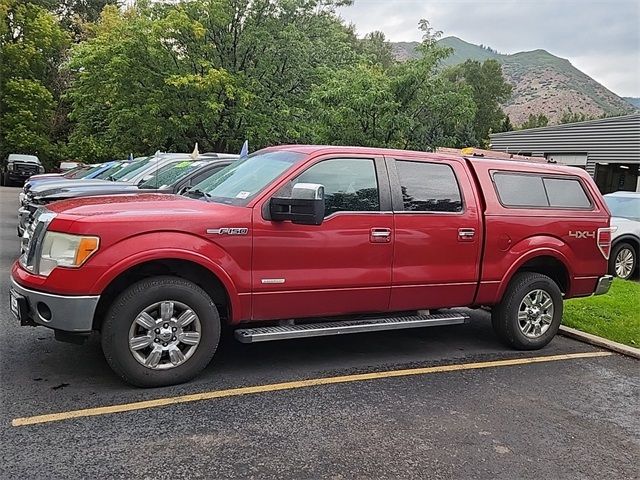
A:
[10, 277, 99, 333]
[594, 275, 614, 296]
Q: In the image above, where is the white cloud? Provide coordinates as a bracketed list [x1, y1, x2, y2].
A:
[338, 0, 640, 96]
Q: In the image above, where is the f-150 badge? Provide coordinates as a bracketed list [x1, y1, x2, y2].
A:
[207, 228, 249, 235]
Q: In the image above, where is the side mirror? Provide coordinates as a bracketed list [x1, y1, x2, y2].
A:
[270, 183, 325, 225]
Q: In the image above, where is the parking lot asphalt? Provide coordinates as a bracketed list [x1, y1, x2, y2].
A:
[1, 186, 638, 479]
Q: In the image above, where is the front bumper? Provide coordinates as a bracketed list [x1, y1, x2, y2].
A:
[594, 275, 614, 296]
[10, 277, 100, 333]
[7, 172, 32, 184]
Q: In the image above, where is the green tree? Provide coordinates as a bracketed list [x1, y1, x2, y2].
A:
[560, 110, 591, 124]
[308, 63, 398, 146]
[520, 113, 549, 129]
[498, 115, 513, 132]
[445, 59, 512, 146]
[66, 0, 359, 160]
[359, 30, 395, 69]
[309, 20, 476, 150]
[0, 0, 70, 167]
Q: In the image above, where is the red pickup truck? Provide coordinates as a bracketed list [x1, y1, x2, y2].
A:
[11, 146, 613, 387]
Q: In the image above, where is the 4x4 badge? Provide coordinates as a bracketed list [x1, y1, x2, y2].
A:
[207, 228, 249, 235]
[569, 230, 595, 239]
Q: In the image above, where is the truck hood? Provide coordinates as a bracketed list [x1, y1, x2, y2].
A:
[28, 178, 116, 193]
[46, 193, 233, 219]
[29, 173, 64, 180]
[32, 182, 139, 201]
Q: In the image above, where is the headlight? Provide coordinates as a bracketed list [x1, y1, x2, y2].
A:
[38, 166, 45, 173]
[38, 232, 100, 276]
[7, 163, 14, 171]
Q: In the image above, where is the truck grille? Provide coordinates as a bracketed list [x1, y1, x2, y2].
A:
[13, 161, 40, 176]
[19, 209, 56, 273]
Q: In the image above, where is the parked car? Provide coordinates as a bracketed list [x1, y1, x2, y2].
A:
[25, 163, 93, 183]
[10, 146, 612, 387]
[604, 191, 640, 279]
[1, 154, 45, 186]
[22, 161, 127, 193]
[17, 157, 236, 237]
[59, 161, 82, 172]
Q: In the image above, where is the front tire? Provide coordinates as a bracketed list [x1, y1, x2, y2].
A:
[491, 272, 563, 350]
[101, 276, 221, 387]
[609, 242, 636, 280]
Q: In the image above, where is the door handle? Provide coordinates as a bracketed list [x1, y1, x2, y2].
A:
[370, 228, 391, 243]
[458, 228, 476, 241]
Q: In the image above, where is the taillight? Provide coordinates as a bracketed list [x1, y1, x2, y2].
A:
[597, 227, 613, 260]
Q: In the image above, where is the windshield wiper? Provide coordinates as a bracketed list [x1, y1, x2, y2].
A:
[186, 188, 213, 202]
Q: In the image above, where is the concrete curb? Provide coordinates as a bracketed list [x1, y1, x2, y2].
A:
[559, 325, 640, 360]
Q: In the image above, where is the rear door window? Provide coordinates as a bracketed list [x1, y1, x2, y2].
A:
[395, 160, 463, 212]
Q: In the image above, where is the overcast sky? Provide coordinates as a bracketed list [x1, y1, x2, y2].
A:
[338, 0, 640, 97]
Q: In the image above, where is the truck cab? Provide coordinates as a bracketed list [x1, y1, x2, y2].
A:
[10, 146, 612, 387]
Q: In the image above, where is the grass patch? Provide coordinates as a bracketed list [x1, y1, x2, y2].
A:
[563, 279, 640, 347]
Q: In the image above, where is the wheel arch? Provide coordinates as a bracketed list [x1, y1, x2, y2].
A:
[612, 234, 640, 256]
[92, 258, 235, 330]
[610, 234, 639, 277]
[498, 250, 572, 298]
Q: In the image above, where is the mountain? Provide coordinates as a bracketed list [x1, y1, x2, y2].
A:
[624, 97, 640, 108]
[391, 36, 636, 126]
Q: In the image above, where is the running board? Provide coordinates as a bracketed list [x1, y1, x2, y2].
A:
[234, 312, 469, 343]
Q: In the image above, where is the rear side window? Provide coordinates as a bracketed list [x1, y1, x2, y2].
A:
[544, 178, 591, 208]
[493, 172, 591, 209]
[395, 160, 463, 212]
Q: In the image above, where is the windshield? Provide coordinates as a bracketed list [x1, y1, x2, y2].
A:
[139, 160, 209, 189]
[95, 162, 124, 179]
[111, 158, 152, 181]
[605, 195, 640, 221]
[60, 165, 85, 177]
[63, 165, 94, 179]
[190, 151, 305, 205]
[83, 164, 107, 177]
[191, 150, 305, 205]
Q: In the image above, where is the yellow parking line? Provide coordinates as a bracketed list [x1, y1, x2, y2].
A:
[12, 351, 611, 427]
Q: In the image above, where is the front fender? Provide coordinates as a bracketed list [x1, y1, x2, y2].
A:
[87, 231, 249, 319]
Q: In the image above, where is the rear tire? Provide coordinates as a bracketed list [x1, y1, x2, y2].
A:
[101, 276, 221, 387]
[491, 272, 563, 350]
[609, 242, 636, 280]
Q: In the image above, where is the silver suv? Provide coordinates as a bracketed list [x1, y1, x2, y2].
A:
[604, 191, 640, 279]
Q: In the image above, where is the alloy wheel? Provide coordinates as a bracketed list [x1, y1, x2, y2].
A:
[517, 289, 554, 338]
[128, 300, 201, 370]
